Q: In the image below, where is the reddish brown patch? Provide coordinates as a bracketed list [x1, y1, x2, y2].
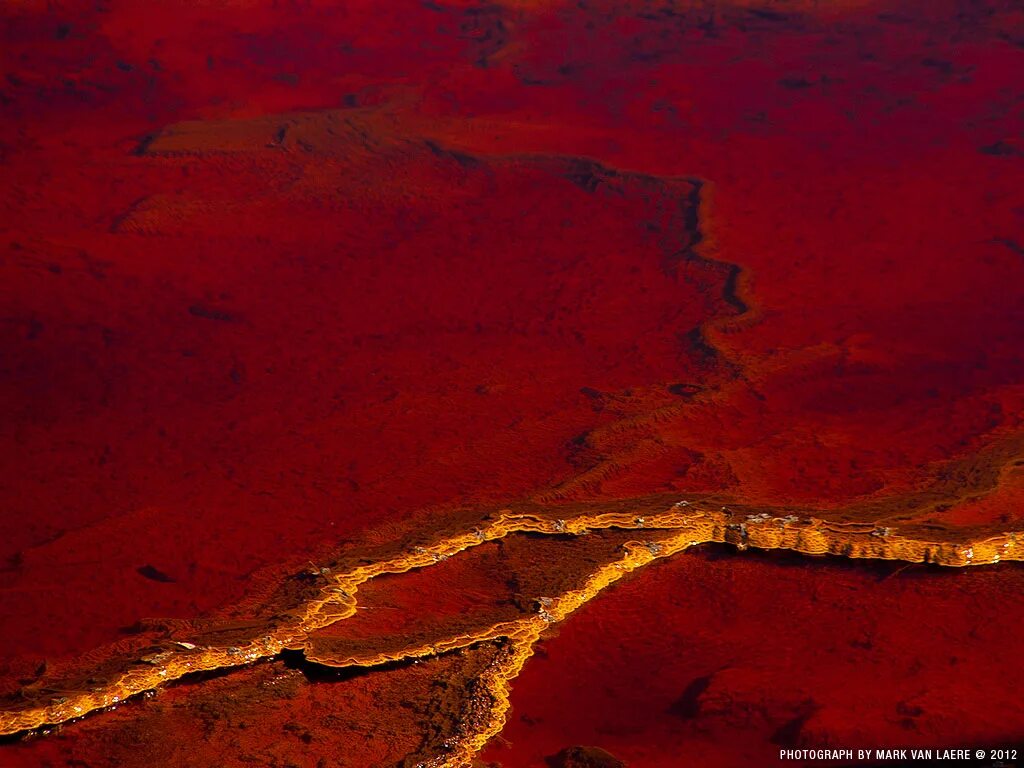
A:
[1, 0, 1022, 763]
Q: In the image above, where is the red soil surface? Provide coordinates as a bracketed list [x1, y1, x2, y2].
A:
[1, 0, 1022, 765]
[485, 548, 1024, 767]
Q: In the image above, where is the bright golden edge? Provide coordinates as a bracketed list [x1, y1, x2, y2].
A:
[2, 502, 1021, 768]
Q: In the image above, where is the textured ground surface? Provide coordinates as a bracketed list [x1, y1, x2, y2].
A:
[1, 0, 1022, 765]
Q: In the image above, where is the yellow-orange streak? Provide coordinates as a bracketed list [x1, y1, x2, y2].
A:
[1, 503, 1020, 737]
[415, 533, 697, 768]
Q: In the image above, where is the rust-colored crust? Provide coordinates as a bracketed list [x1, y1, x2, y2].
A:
[2, 498, 1020, 763]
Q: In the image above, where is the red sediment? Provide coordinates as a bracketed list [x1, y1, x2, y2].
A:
[485, 548, 1024, 767]
[1, 0, 1022, 764]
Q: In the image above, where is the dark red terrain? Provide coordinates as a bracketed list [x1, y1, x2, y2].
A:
[1, 0, 1022, 766]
